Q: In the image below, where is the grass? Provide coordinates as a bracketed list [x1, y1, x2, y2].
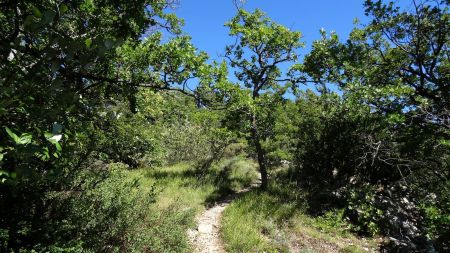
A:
[221, 181, 380, 253]
[125, 156, 260, 252]
[126, 159, 378, 252]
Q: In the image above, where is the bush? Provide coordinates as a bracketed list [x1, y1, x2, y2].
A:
[421, 181, 450, 251]
[94, 109, 164, 168]
[0, 162, 195, 253]
[210, 156, 259, 192]
[162, 121, 211, 165]
[346, 185, 383, 236]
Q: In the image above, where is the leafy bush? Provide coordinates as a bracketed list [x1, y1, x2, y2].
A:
[346, 186, 383, 236]
[162, 121, 211, 164]
[314, 208, 350, 232]
[0, 162, 195, 252]
[421, 181, 450, 251]
[99, 112, 164, 168]
[210, 156, 259, 192]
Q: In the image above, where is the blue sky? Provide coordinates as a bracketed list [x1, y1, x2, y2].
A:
[173, 0, 372, 61]
[169, 0, 408, 95]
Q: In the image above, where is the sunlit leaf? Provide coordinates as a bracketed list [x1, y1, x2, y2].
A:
[85, 38, 93, 48]
[5, 127, 20, 144]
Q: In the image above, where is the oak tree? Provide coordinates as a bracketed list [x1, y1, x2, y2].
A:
[224, 9, 302, 189]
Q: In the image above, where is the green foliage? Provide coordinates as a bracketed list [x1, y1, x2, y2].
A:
[1, 163, 144, 252]
[95, 105, 164, 168]
[148, 91, 237, 166]
[0, 162, 199, 253]
[291, 1, 450, 250]
[292, 91, 397, 191]
[0, 0, 210, 251]
[55, 163, 158, 252]
[314, 209, 350, 233]
[0, 0, 180, 176]
[225, 9, 303, 90]
[223, 9, 304, 189]
[1, 0, 448, 251]
[209, 156, 259, 192]
[221, 181, 378, 253]
[265, 100, 298, 165]
[420, 180, 450, 251]
[301, 0, 449, 132]
[347, 186, 383, 236]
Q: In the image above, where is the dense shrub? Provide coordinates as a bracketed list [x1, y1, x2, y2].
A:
[421, 181, 450, 251]
[1, 163, 141, 251]
[98, 111, 164, 168]
[0, 162, 196, 252]
[210, 156, 259, 192]
[290, 91, 449, 251]
[162, 121, 211, 164]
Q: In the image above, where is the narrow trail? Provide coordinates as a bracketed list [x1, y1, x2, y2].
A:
[187, 186, 256, 253]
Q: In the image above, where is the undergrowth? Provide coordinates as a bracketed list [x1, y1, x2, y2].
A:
[221, 181, 379, 253]
[126, 156, 259, 252]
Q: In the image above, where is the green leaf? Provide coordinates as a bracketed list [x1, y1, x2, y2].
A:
[55, 142, 62, 152]
[60, 4, 68, 15]
[5, 127, 20, 144]
[85, 38, 93, 48]
[44, 132, 53, 139]
[440, 139, 450, 148]
[81, 0, 95, 12]
[18, 133, 32, 145]
[31, 5, 42, 18]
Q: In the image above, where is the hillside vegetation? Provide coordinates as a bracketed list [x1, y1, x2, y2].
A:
[1, 0, 449, 252]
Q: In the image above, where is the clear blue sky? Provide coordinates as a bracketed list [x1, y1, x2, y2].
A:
[169, 0, 408, 94]
[173, 0, 372, 61]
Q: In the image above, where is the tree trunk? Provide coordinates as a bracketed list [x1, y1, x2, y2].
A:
[251, 113, 268, 190]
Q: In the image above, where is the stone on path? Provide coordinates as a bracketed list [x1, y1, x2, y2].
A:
[198, 224, 213, 234]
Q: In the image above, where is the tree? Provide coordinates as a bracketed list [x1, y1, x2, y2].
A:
[363, 0, 449, 130]
[0, 0, 214, 250]
[224, 9, 302, 189]
[299, 0, 449, 181]
[0, 0, 181, 180]
[295, 1, 449, 250]
[301, 0, 449, 134]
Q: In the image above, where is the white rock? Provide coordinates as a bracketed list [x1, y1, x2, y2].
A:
[198, 224, 213, 234]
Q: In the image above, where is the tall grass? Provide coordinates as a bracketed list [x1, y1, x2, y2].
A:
[221, 182, 379, 253]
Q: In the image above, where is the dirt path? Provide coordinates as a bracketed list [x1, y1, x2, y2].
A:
[187, 200, 229, 253]
[187, 187, 255, 253]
